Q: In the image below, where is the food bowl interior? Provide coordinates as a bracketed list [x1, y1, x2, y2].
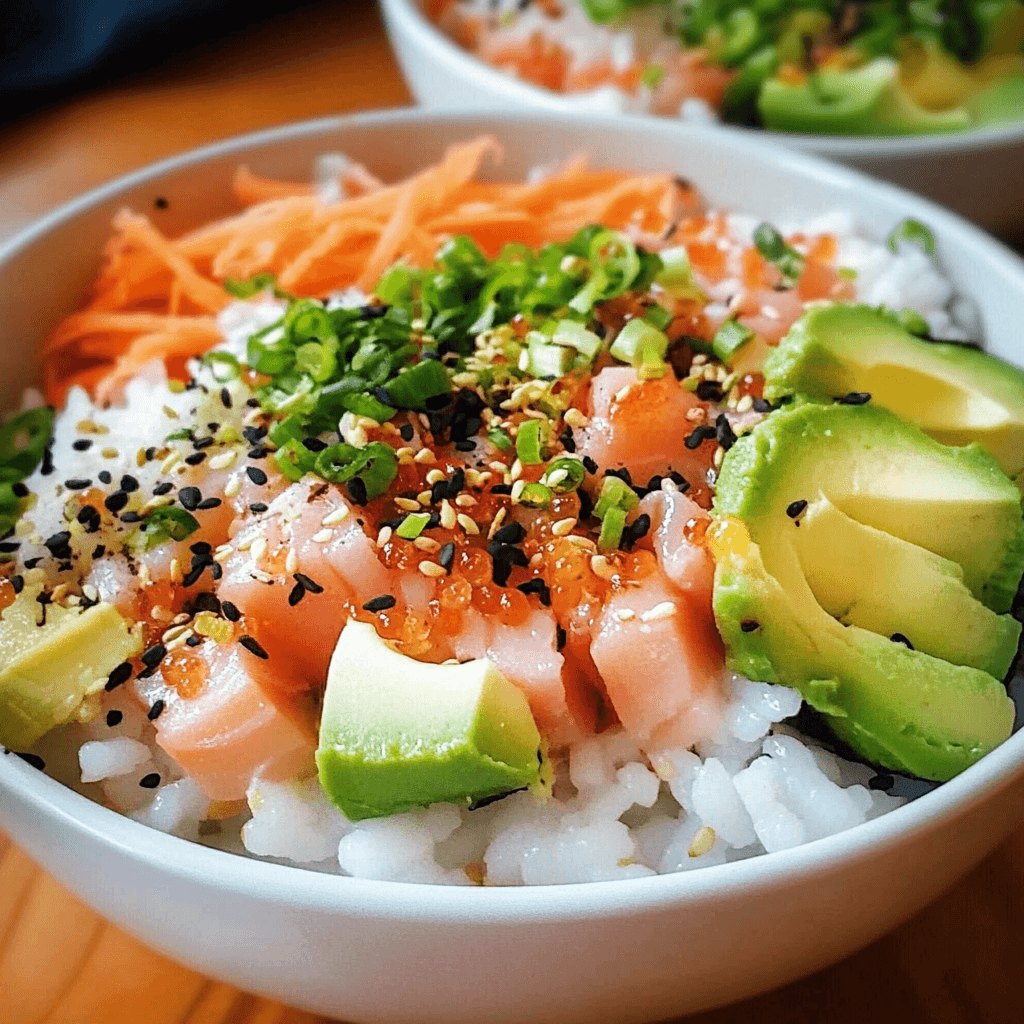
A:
[379, 0, 1024, 240]
[3, 109, 1024, 1024]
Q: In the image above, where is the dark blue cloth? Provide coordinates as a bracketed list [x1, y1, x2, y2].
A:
[1, 1, 292, 116]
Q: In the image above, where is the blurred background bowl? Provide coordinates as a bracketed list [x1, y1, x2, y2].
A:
[2, 107, 1024, 1024]
[380, 0, 1024, 242]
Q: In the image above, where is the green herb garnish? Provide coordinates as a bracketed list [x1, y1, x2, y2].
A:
[886, 218, 937, 259]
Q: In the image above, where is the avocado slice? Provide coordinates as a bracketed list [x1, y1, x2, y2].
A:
[758, 57, 971, 135]
[712, 402, 1021, 781]
[968, 75, 1024, 128]
[316, 620, 543, 821]
[0, 585, 143, 751]
[763, 304, 1024, 479]
[793, 496, 1020, 678]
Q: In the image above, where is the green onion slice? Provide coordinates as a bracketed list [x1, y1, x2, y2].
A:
[515, 419, 549, 465]
[0, 408, 54, 480]
[314, 442, 398, 500]
[139, 507, 200, 549]
[598, 505, 627, 551]
[712, 319, 755, 364]
[224, 272, 278, 299]
[396, 511, 431, 540]
[594, 475, 640, 521]
[200, 351, 241, 383]
[542, 456, 585, 493]
[886, 219, 936, 259]
[488, 427, 513, 452]
[516, 482, 552, 509]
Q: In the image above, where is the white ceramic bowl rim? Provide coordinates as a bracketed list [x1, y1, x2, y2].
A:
[1, 107, 1023, 921]
[380, 0, 1024, 158]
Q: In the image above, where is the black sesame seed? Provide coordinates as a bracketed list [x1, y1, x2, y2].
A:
[16, 752, 45, 770]
[558, 426, 576, 453]
[153, 481, 173, 496]
[430, 480, 448, 504]
[246, 397, 260, 408]
[246, 466, 268, 486]
[582, 456, 599, 475]
[120, 475, 139, 493]
[454, 440, 476, 452]
[868, 773, 895, 792]
[141, 644, 167, 668]
[439, 542, 455, 572]
[10, 575, 24, 595]
[363, 594, 397, 613]
[556, 625, 567, 651]
[147, 699, 166, 721]
[184, 452, 207, 466]
[181, 563, 207, 588]
[629, 513, 651, 543]
[98, 470, 112, 484]
[425, 393, 452, 411]
[490, 483, 513, 496]
[179, 487, 201, 511]
[399, 423, 415, 442]
[837, 392, 871, 405]
[247, 446, 270, 460]
[239, 635, 269, 659]
[40, 444, 55, 476]
[467, 787, 528, 810]
[220, 387, 232, 409]
[196, 497, 222, 510]
[139, 773, 161, 789]
[193, 437, 215, 450]
[684, 425, 717, 450]
[669, 471, 690, 492]
[249, 502, 268, 514]
[77, 504, 99, 525]
[740, 619, 760, 632]
[104, 490, 129, 513]
[44, 531, 72, 553]
[785, 499, 808, 520]
[0, 541, 20, 553]
[120, 512, 143, 524]
[288, 581, 305, 606]
[890, 632, 914, 649]
[186, 635, 202, 647]
[105, 661, 133, 691]
[190, 541, 212, 555]
[346, 477, 368, 506]
[106, 709, 123, 727]
[242, 426, 266, 444]
[448, 469, 465, 496]
[154, 196, 169, 209]
[493, 522, 526, 546]
[715, 413, 737, 451]
[64, 478, 92, 490]
[752, 397, 772, 413]
[294, 572, 324, 593]
[72, 439, 93, 451]
[492, 559, 512, 587]
[90, 546, 105, 560]
[12, 482, 29, 498]
[221, 601, 241, 622]
[517, 578, 551, 606]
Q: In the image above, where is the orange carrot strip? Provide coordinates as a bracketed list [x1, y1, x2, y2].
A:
[233, 166, 313, 205]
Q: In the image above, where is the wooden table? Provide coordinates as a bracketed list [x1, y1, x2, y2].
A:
[1, 3, 1022, 1022]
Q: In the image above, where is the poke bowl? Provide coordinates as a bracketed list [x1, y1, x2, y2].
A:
[380, 0, 1024, 240]
[1, 108, 1024, 1024]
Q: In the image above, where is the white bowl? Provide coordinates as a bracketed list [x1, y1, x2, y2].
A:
[380, 0, 1024, 240]
[2, 108, 1024, 1024]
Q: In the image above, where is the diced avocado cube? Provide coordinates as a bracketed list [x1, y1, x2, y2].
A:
[316, 621, 543, 821]
[0, 586, 143, 750]
[758, 57, 971, 135]
[763, 304, 1024, 478]
[711, 402, 1022, 781]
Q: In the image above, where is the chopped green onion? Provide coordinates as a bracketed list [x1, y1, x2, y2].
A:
[712, 319, 755, 364]
[267, 416, 305, 448]
[542, 456, 585, 493]
[200, 351, 241, 383]
[138, 507, 200, 549]
[609, 318, 669, 368]
[516, 419, 549, 465]
[552, 319, 604, 360]
[384, 358, 451, 410]
[0, 407, 54, 481]
[488, 427, 513, 451]
[640, 63, 665, 89]
[396, 511, 431, 540]
[295, 342, 337, 384]
[164, 429, 193, 442]
[314, 442, 398, 500]
[516, 482, 552, 508]
[594, 475, 640, 521]
[642, 304, 674, 331]
[753, 222, 804, 283]
[525, 339, 575, 379]
[887, 219, 936, 259]
[598, 505, 628, 550]
[638, 344, 668, 381]
[223, 272, 277, 299]
[274, 439, 316, 482]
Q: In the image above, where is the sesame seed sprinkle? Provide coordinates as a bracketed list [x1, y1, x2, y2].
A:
[239, 635, 269, 659]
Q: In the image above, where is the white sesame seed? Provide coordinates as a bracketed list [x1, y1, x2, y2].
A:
[590, 555, 616, 580]
[414, 536, 441, 552]
[457, 513, 480, 535]
[614, 608, 636, 622]
[100, 447, 120, 459]
[641, 601, 677, 623]
[510, 480, 526, 502]
[213, 544, 234, 563]
[82, 584, 99, 603]
[736, 395, 754, 413]
[692, 354, 708, 365]
[395, 497, 421, 512]
[545, 468, 568, 488]
[160, 451, 181, 475]
[313, 529, 334, 544]
[488, 460, 507, 474]
[375, 526, 393, 548]
[614, 385, 633, 403]
[281, 504, 301, 523]
[162, 624, 191, 644]
[552, 517, 576, 537]
[141, 495, 174, 513]
[426, 468, 445, 485]
[250, 537, 268, 561]
[169, 559, 182, 584]
[322, 505, 350, 526]
[209, 450, 237, 471]
[686, 406, 705, 422]
[440, 500, 457, 530]
[417, 490, 433, 506]
[14, 519, 33, 537]
[414, 448, 436, 465]
[488, 507, 507, 540]
[250, 568, 274, 584]
[714, 447, 724, 468]
[564, 408, 590, 429]
[509, 459, 524, 482]
[285, 548, 298, 573]
[568, 535, 596, 550]
[762, 305, 780, 320]
[455, 494, 476, 507]
[688, 826, 716, 858]
[51, 583, 70, 605]
[224, 473, 242, 499]
[236, 535, 253, 552]
[162, 405, 179, 420]
[418, 560, 445, 578]
[395, 446, 415, 461]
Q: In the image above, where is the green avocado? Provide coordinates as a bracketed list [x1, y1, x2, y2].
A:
[763, 304, 1024, 479]
[0, 585, 143, 751]
[968, 75, 1024, 128]
[757, 57, 971, 135]
[712, 402, 1021, 781]
[316, 620, 544, 821]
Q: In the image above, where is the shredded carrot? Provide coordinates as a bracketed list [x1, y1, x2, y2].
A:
[43, 136, 681, 404]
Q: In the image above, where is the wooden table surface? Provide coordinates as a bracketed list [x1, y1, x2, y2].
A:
[1, 3, 1022, 1022]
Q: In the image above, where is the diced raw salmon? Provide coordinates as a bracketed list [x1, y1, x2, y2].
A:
[636, 487, 715, 609]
